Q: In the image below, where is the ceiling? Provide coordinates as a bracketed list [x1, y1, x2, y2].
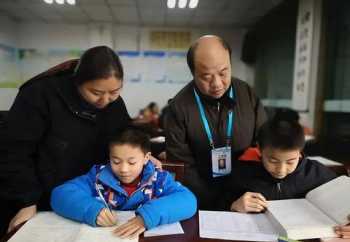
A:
[0, 0, 283, 28]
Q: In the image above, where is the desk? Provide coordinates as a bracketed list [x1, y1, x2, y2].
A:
[308, 156, 350, 176]
[3, 214, 320, 242]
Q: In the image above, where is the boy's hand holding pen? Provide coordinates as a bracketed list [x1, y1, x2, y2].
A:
[230, 192, 268, 213]
[96, 208, 117, 227]
[96, 183, 117, 226]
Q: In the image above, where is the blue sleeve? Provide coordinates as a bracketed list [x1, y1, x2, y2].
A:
[136, 171, 197, 229]
[50, 165, 105, 227]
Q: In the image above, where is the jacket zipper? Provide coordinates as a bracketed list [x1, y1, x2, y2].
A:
[276, 182, 281, 199]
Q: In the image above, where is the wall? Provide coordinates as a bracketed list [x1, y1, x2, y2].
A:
[0, 20, 251, 116]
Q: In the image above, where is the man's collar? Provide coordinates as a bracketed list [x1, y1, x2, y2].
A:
[193, 81, 234, 107]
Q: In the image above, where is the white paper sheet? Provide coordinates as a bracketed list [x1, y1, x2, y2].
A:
[8, 211, 137, 242]
[144, 222, 184, 237]
[199, 210, 278, 242]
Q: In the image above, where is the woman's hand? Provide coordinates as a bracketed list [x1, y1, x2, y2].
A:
[149, 155, 162, 168]
[8, 205, 37, 233]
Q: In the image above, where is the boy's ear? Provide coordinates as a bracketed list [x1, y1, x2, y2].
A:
[298, 151, 303, 159]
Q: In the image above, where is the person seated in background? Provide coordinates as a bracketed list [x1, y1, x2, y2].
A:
[134, 102, 160, 128]
[226, 114, 350, 238]
[51, 128, 197, 239]
[148, 102, 160, 122]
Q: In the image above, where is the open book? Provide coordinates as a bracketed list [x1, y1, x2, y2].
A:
[199, 176, 350, 241]
[8, 211, 138, 242]
[266, 175, 350, 240]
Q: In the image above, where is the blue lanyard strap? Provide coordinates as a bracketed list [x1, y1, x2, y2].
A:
[193, 86, 234, 149]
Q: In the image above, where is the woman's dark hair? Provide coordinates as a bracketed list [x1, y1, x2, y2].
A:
[109, 128, 151, 154]
[257, 110, 305, 151]
[74, 46, 124, 85]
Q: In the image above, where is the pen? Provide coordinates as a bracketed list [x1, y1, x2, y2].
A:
[95, 183, 113, 214]
[278, 236, 300, 242]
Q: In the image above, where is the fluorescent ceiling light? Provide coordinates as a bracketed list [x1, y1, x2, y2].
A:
[167, 0, 176, 8]
[66, 0, 76, 5]
[43, 0, 54, 4]
[55, 0, 64, 4]
[188, 0, 198, 8]
[178, 0, 187, 8]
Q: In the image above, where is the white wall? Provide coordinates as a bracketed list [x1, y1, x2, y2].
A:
[0, 15, 17, 46]
[0, 15, 19, 110]
[17, 23, 90, 49]
[0, 21, 252, 116]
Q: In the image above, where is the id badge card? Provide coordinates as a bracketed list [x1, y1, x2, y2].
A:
[211, 146, 231, 178]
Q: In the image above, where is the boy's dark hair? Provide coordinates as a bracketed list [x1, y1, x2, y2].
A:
[74, 46, 124, 85]
[109, 128, 151, 154]
[257, 111, 305, 150]
[274, 108, 300, 123]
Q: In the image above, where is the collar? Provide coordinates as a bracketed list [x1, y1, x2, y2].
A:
[192, 81, 235, 108]
[97, 161, 156, 194]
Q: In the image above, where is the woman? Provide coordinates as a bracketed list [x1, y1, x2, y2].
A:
[0, 46, 130, 234]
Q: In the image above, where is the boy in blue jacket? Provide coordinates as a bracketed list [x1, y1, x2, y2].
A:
[51, 128, 197, 239]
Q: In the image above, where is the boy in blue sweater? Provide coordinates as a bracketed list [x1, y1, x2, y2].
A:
[51, 129, 197, 239]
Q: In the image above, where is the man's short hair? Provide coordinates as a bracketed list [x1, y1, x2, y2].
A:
[257, 111, 305, 150]
[186, 36, 232, 75]
[109, 128, 151, 154]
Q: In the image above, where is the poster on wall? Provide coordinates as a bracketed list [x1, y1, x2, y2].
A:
[292, 0, 315, 111]
[119, 51, 142, 83]
[142, 51, 166, 83]
[19, 49, 82, 83]
[0, 44, 20, 88]
[166, 51, 190, 84]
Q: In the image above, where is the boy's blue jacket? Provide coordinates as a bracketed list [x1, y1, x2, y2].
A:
[51, 161, 197, 229]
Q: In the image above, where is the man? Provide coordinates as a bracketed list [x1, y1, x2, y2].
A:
[165, 35, 267, 210]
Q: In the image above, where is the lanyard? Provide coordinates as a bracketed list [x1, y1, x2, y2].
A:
[193, 86, 234, 149]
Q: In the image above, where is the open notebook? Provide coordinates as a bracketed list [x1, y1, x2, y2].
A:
[199, 176, 350, 241]
[8, 211, 138, 242]
[267, 175, 350, 240]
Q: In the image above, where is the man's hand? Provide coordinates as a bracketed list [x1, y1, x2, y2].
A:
[96, 208, 117, 227]
[8, 205, 37, 233]
[230, 192, 267, 213]
[113, 215, 146, 239]
[149, 155, 162, 168]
